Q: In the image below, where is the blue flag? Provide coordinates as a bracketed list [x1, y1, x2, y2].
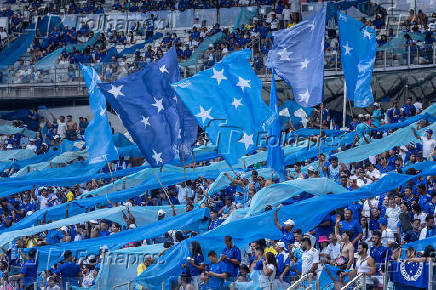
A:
[267, 6, 326, 108]
[98, 49, 185, 167]
[390, 261, 428, 288]
[267, 71, 285, 180]
[172, 49, 273, 164]
[338, 12, 377, 108]
[81, 64, 119, 164]
[278, 100, 314, 130]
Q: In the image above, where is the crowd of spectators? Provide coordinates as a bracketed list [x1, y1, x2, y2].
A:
[0, 94, 434, 289]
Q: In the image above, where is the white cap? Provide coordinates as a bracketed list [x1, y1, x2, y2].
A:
[277, 242, 285, 248]
[54, 135, 60, 139]
[209, 44, 213, 48]
[60, 226, 68, 232]
[129, 224, 137, 229]
[373, 102, 380, 107]
[400, 145, 408, 152]
[358, 114, 364, 118]
[284, 219, 295, 226]
[124, 202, 132, 208]
[26, 211, 33, 216]
[89, 219, 98, 224]
[157, 209, 166, 216]
[307, 166, 315, 172]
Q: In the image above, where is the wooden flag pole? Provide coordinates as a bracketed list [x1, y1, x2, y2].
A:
[104, 156, 118, 192]
[181, 144, 187, 185]
[150, 167, 176, 215]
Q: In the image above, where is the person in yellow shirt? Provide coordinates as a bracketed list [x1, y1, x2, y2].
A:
[66, 190, 74, 202]
[137, 255, 154, 276]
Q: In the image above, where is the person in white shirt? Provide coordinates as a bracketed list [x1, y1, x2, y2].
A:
[378, 218, 395, 247]
[385, 197, 401, 232]
[301, 237, 319, 276]
[176, 182, 193, 204]
[283, 4, 291, 27]
[324, 233, 341, 262]
[0, 27, 7, 40]
[419, 214, 436, 240]
[414, 97, 423, 114]
[81, 265, 95, 287]
[259, 252, 277, 289]
[366, 163, 381, 180]
[412, 127, 436, 159]
[26, 139, 37, 152]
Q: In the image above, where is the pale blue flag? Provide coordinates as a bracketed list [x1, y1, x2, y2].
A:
[337, 12, 377, 108]
[81, 64, 119, 163]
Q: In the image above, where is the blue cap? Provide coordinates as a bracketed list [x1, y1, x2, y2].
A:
[378, 217, 387, 226]
[426, 129, 433, 135]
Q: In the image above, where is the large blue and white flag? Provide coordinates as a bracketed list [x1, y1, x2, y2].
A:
[172, 49, 273, 164]
[81, 64, 119, 164]
[267, 71, 285, 180]
[338, 12, 377, 108]
[98, 50, 184, 167]
[267, 6, 326, 108]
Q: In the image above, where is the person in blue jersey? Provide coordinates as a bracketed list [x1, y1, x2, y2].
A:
[181, 241, 205, 289]
[52, 250, 81, 288]
[202, 251, 227, 289]
[8, 248, 37, 290]
[220, 236, 241, 280]
[369, 231, 392, 275]
[208, 209, 224, 231]
[274, 207, 295, 251]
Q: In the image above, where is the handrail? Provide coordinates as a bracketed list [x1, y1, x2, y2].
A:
[341, 273, 364, 290]
[288, 273, 312, 289]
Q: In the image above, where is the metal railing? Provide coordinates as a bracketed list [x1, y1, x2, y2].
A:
[288, 273, 319, 290]
[341, 273, 365, 290]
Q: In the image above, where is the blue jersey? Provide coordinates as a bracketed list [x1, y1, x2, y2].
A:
[222, 246, 241, 277]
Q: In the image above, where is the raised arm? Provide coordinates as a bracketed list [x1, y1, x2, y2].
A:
[411, 127, 420, 140]
[223, 172, 244, 186]
[274, 208, 283, 231]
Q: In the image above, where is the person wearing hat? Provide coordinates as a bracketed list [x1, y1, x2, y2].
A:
[8, 248, 38, 289]
[371, 103, 382, 127]
[274, 208, 295, 251]
[157, 209, 166, 220]
[412, 127, 436, 159]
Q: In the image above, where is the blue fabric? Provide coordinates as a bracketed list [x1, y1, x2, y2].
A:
[25, 208, 209, 272]
[173, 49, 273, 164]
[267, 71, 285, 180]
[267, 7, 326, 107]
[0, 31, 35, 67]
[136, 164, 436, 288]
[99, 48, 191, 167]
[390, 261, 428, 288]
[119, 32, 163, 55]
[180, 32, 224, 67]
[82, 64, 119, 163]
[278, 100, 313, 129]
[338, 12, 376, 108]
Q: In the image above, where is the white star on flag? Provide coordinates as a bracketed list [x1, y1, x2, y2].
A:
[238, 132, 254, 150]
[152, 97, 164, 112]
[195, 106, 213, 124]
[363, 29, 372, 39]
[178, 128, 182, 139]
[141, 116, 150, 128]
[152, 149, 163, 164]
[232, 98, 243, 109]
[300, 59, 310, 69]
[308, 21, 315, 31]
[173, 95, 178, 103]
[299, 89, 311, 104]
[277, 48, 292, 61]
[279, 108, 290, 117]
[211, 68, 227, 85]
[339, 14, 348, 22]
[107, 84, 124, 99]
[236, 77, 251, 92]
[342, 42, 353, 55]
[159, 65, 169, 73]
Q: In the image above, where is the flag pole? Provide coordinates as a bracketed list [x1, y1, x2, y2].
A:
[342, 80, 347, 129]
[104, 155, 118, 192]
[317, 104, 324, 175]
[181, 144, 187, 185]
[150, 167, 176, 215]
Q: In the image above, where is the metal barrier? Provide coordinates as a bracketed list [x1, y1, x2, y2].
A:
[112, 281, 134, 290]
[288, 273, 319, 290]
[341, 273, 365, 290]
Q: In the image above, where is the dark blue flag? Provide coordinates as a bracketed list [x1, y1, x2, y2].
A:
[338, 12, 377, 108]
[98, 48, 191, 167]
[267, 71, 285, 180]
[266, 6, 326, 107]
[390, 261, 428, 288]
[172, 49, 273, 164]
